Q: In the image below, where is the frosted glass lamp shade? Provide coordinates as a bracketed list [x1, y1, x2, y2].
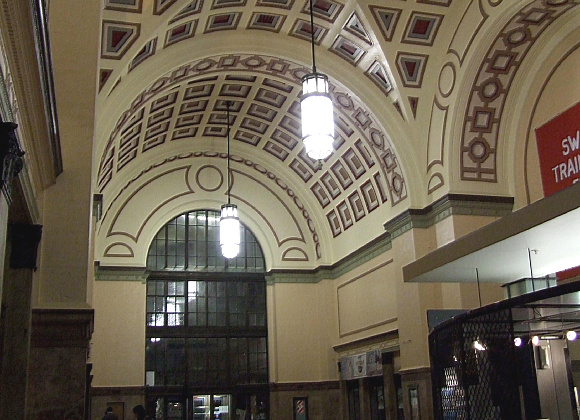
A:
[220, 204, 240, 258]
[301, 72, 334, 160]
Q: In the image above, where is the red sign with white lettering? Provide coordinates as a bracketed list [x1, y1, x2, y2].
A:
[535, 101, 580, 197]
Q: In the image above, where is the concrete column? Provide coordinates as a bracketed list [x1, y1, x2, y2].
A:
[382, 354, 397, 420]
[0, 264, 34, 420]
[0, 193, 9, 314]
[340, 379, 349, 420]
[26, 308, 94, 420]
[0, 223, 41, 419]
[359, 378, 370, 420]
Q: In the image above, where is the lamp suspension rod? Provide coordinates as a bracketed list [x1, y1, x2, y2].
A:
[308, 0, 317, 73]
[226, 101, 231, 205]
[476, 267, 482, 308]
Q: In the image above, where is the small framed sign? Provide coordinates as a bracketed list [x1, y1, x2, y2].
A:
[293, 397, 308, 420]
[409, 386, 420, 420]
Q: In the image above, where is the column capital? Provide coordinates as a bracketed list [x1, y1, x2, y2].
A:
[31, 308, 94, 348]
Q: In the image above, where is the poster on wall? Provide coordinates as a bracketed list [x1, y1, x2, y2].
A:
[535, 100, 580, 197]
[366, 349, 382, 376]
[293, 397, 308, 420]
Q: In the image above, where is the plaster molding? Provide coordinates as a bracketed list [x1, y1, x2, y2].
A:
[30, 308, 94, 348]
[384, 193, 514, 239]
[94, 264, 149, 282]
[266, 231, 393, 284]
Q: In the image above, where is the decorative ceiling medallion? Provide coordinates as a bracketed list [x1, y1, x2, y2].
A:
[301, 0, 344, 23]
[290, 19, 327, 45]
[165, 20, 198, 47]
[365, 60, 392, 95]
[256, 0, 294, 9]
[104, 0, 143, 13]
[128, 38, 157, 72]
[344, 12, 372, 45]
[101, 20, 141, 60]
[205, 12, 241, 33]
[154, 0, 177, 15]
[368, 6, 401, 41]
[169, 0, 204, 24]
[247, 12, 286, 32]
[99, 69, 113, 92]
[402, 11, 443, 46]
[396, 52, 428, 88]
[330, 36, 366, 66]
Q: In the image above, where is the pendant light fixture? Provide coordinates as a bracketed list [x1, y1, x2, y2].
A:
[301, 0, 334, 161]
[220, 101, 240, 259]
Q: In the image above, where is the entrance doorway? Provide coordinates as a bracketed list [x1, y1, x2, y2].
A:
[150, 392, 269, 420]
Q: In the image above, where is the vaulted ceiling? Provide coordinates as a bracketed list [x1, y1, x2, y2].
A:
[92, 0, 580, 269]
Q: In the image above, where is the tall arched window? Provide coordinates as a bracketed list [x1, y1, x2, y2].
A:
[147, 209, 265, 272]
[145, 210, 267, 419]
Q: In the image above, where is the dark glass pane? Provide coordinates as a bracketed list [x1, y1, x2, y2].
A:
[167, 223, 176, 240]
[155, 297, 165, 311]
[156, 256, 165, 269]
[167, 254, 176, 268]
[146, 297, 155, 312]
[156, 282, 164, 295]
[147, 282, 156, 295]
[177, 224, 186, 241]
[158, 227, 167, 240]
[156, 238, 164, 255]
[146, 254, 156, 268]
[197, 281, 206, 296]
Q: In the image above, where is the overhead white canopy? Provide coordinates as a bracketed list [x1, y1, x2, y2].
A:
[403, 182, 580, 283]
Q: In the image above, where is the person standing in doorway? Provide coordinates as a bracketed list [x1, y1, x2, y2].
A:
[133, 404, 152, 420]
[102, 406, 119, 420]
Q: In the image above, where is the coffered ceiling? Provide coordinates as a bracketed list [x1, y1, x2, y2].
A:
[92, 0, 580, 268]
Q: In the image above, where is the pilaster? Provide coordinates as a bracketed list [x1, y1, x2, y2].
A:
[26, 308, 94, 420]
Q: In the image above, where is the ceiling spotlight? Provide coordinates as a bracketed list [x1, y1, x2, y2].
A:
[567, 331, 577, 341]
[532, 335, 540, 346]
[514, 337, 522, 347]
[473, 340, 486, 351]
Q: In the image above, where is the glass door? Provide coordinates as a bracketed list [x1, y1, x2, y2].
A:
[191, 394, 232, 420]
[369, 376, 386, 420]
[213, 395, 231, 420]
[193, 395, 211, 420]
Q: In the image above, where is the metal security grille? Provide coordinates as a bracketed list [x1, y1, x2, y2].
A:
[430, 308, 521, 420]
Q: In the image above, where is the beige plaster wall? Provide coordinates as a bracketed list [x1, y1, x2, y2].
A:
[436, 214, 505, 308]
[90, 280, 146, 386]
[35, 0, 99, 307]
[268, 280, 338, 383]
[335, 256, 397, 340]
[395, 228, 435, 369]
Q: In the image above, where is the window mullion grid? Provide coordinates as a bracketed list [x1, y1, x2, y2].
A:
[206, 209, 210, 270]
[164, 225, 169, 270]
[185, 211, 190, 270]
[164, 280, 170, 327]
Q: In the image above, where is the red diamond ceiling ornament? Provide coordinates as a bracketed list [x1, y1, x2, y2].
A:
[101, 21, 141, 60]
